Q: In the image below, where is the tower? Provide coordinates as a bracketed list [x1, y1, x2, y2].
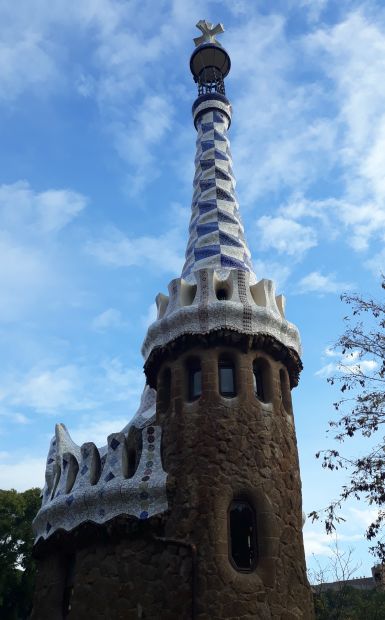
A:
[32, 21, 314, 620]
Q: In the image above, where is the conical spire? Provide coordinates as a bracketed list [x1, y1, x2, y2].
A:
[141, 22, 301, 368]
[181, 107, 256, 284]
[182, 22, 256, 285]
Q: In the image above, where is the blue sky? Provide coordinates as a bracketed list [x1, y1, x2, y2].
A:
[1, 0, 384, 579]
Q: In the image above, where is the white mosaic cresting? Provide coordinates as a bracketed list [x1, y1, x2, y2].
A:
[142, 268, 301, 361]
[33, 386, 168, 541]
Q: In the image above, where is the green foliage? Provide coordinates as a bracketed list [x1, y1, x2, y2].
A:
[0, 488, 41, 620]
[314, 586, 385, 620]
[310, 277, 385, 559]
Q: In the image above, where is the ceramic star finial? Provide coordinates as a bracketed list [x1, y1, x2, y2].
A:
[194, 20, 225, 47]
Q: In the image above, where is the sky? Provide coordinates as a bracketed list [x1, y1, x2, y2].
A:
[0, 0, 384, 581]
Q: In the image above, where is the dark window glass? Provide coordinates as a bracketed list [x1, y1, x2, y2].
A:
[219, 363, 235, 397]
[229, 500, 257, 571]
[63, 554, 76, 617]
[128, 448, 137, 477]
[216, 288, 228, 300]
[189, 368, 202, 400]
[253, 365, 265, 401]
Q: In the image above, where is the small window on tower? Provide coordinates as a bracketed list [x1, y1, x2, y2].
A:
[228, 499, 257, 572]
[253, 366, 264, 401]
[219, 358, 236, 397]
[126, 427, 143, 478]
[188, 361, 202, 401]
[253, 358, 271, 403]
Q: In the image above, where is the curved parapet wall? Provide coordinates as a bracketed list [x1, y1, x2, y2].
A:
[142, 267, 301, 366]
[33, 386, 168, 542]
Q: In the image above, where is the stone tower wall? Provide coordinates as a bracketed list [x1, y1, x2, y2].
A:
[156, 338, 314, 619]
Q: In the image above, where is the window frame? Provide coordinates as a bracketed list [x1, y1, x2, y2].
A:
[228, 498, 258, 573]
[188, 364, 202, 401]
[252, 357, 272, 403]
[253, 364, 265, 402]
[218, 359, 236, 398]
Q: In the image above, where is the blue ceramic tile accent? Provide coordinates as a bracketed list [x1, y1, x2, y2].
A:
[201, 122, 214, 133]
[219, 231, 243, 248]
[181, 108, 255, 283]
[110, 437, 120, 450]
[197, 222, 219, 236]
[220, 254, 247, 270]
[194, 245, 220, 261]
[201, 140, 215, 152]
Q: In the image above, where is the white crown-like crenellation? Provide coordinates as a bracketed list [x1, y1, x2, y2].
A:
[142, 267, 301, 362]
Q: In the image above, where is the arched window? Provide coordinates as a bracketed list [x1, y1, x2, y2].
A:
[188, 359, 202, 401]
[126, 427, 143, 478]
[253, 358, 271, 403]
[253, 365, 265, 401]
[228, 499, 257, 571]
[280, 368, 292, 413]
[218, 358, 236, 397]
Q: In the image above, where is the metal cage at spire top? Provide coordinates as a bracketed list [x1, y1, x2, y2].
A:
[190, 21, 231, 97]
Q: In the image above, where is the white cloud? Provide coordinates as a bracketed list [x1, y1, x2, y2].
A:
[316, 348, 378, 378]
[87, 227, 184, 275]
[308, 12, 385, 202]
[141, 303, 157, 329]
[0, 234, 50, 322]
[256, 216, 317, 258]
[224, 11, 385, 268]
[13, 413, 30, 425]
[315, 362, 336, 379]
[91, 308, 125, 332]
[280, 194, 385, 254]
[304, 525, 365, 560]
[9, 365, 93, 414]
[71, 416, 133, 448]
[0, 358, 144, 440]
[0, 181, 89, 323]
[227, 14, 337, 205]
[110, 94, 174, 194]
[0, 181, 87, 235]
[0, 34, 56, 102]
[100, 359, 144, 403]
[365, 247, 385, 276]
[324, 346, 340, 358]
[304, 529, 334, 557]
[252, 258, 292, 291]
[297, 271, 353, 295]
[301, 12, 385, 252]
[0, 454, 46, 491]
[349, 507, 379, 529]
